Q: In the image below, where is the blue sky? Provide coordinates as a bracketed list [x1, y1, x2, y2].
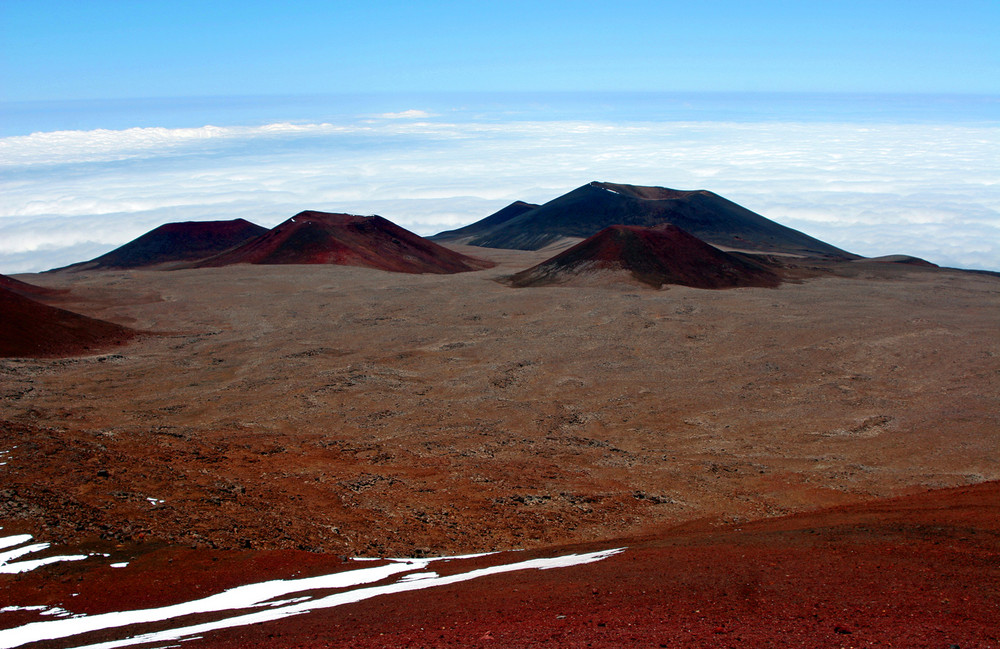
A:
[2, 0, 998, 101]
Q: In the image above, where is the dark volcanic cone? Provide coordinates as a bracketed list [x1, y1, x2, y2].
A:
[430, 200, 540, 243]
[509, 223, 782, 289]
[56, 219, 269, 271]
[0, 286, 138, 358]
[862, 254, 939, 267]
[462, 181, 856, 259]
[193, 211, 494, 274]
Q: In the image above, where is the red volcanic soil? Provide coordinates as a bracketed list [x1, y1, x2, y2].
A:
[264, 483, 1000, 648]
[4, 481, 996, 648]
[194, 211, 494, 274]
[509, 223, 782, 289]
[0, 273, 64, 298]
[0, 285, 137, 358]
[57, 219, 269, 271]
[159, 481, 1000, 648]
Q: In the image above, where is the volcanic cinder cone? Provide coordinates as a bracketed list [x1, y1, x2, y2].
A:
[56, 219, 269, 271]
[448, 181, 855, 259]
[0, 281, 138, 358]
[508, 223, 782, 289]
[193, 211, 495, 274]
[862, 254, 939, 267]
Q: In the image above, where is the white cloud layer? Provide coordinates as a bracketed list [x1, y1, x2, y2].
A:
[374, 109, 434, 119]
[1, 117, 997, 273]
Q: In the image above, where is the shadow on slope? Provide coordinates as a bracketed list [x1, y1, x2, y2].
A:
[0, 278, 138, 358]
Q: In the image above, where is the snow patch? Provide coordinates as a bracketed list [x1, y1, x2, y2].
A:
[0, 607, 47, 613]
[398, 571, 438, 582]
[0, 535, 33, 551]
[434, 551, 501, 561]
[0, 552, 89, 575]
[0, 548, 625, 649]
[0, 542, 53, 566]
[0, 560, 423, 648]
[0, 535, 88, 575]
[253, 597, 311, 608]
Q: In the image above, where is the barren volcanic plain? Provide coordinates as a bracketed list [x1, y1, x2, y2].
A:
[2, 234, 1000, 646]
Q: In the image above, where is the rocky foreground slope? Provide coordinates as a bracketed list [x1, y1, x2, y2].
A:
[1, 480, 996, 648]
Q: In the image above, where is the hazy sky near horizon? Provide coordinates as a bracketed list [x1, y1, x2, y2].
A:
[2, 0, 998, 100]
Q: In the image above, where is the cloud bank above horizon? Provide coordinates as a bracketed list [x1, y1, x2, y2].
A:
[1, 113, 998, 273]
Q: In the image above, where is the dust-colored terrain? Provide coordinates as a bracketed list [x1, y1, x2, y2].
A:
[2, 244, 998, 559]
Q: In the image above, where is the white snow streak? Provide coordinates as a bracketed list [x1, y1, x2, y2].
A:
[0, 535, 33, 551]
[0, 535, 88, 576]
[0, 547, 624, 649]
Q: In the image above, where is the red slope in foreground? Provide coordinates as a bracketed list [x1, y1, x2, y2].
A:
[194, 211, 494, 274]
[209, 481, 1000, 648]
[0, 283, 137, 358]
[510, 223, 782, 289]
[3, 481, 996, 648]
